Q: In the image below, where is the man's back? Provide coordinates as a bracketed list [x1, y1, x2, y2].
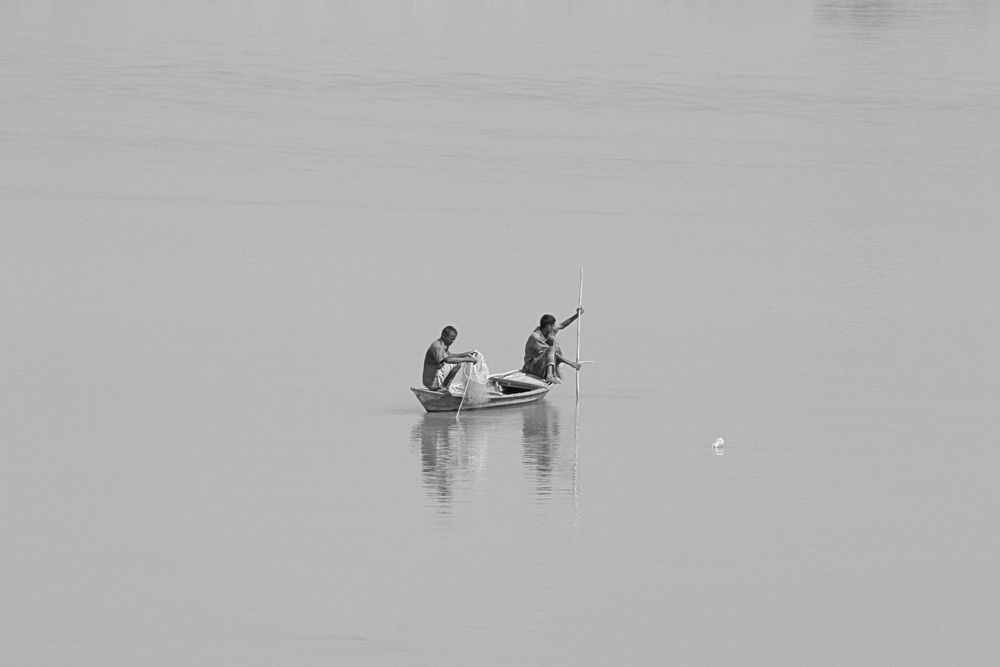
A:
[422, 339, 448, 388]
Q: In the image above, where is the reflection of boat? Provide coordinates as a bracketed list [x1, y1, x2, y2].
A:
[410, 402, 578, 515]
[412, 413, 490, 506]
[410, 371, 551, 413]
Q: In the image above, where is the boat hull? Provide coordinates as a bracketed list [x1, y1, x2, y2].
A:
[410, 371, 551, 413]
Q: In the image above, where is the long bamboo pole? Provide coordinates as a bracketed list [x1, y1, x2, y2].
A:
[576, 267, 583, 401]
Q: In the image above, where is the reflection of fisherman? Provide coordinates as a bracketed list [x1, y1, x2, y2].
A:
[423, 326, 478, 391]
[521, 403, 562, 497]
[522, 309, 584, 383]
[415, 415, 458, 503]
[413, 413, 492, 510]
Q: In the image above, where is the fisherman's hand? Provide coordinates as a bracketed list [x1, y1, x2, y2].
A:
[577, 307, 585, 316]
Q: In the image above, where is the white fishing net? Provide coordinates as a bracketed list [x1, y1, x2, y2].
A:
[450, 351, 491, 407]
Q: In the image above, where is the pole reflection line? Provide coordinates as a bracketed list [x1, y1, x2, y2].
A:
[573, 398, 581, 531]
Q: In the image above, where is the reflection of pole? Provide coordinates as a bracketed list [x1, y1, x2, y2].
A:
[576, 267, 583, 402]
[573, 399, 580, 533]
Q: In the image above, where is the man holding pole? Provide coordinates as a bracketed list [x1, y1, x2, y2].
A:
[521, 308, 584, 384]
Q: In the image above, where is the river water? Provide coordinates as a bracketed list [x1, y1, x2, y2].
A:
[2, 1, 999, 664]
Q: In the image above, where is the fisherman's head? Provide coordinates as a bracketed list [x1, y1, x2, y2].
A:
[441, 325, 458, 346]
[539, 314, 557, 336]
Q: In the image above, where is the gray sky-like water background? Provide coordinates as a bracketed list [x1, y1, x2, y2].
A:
[2, 1, 999, 664]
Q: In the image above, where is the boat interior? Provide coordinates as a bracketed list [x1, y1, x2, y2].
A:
[490, 372, 549, 394]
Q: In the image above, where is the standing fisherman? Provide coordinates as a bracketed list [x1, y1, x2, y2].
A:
[522, 309, 584, 383]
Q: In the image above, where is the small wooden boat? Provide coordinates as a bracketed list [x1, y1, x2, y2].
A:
[411, 370, 551, 413]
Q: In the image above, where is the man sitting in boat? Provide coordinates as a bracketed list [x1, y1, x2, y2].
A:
[423, 326, 479, 391]
[522, 309, 584, 384]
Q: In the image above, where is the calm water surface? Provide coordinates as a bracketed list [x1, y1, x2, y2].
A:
[2, 1, 999, 664]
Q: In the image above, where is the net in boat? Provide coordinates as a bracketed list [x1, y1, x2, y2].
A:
[451, 352, 491, 406]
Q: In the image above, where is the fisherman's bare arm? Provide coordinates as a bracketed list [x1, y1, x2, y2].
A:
[555, 350, 582, 370]
[444, 352, 479, 364]
[555, 307, 584, 332]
